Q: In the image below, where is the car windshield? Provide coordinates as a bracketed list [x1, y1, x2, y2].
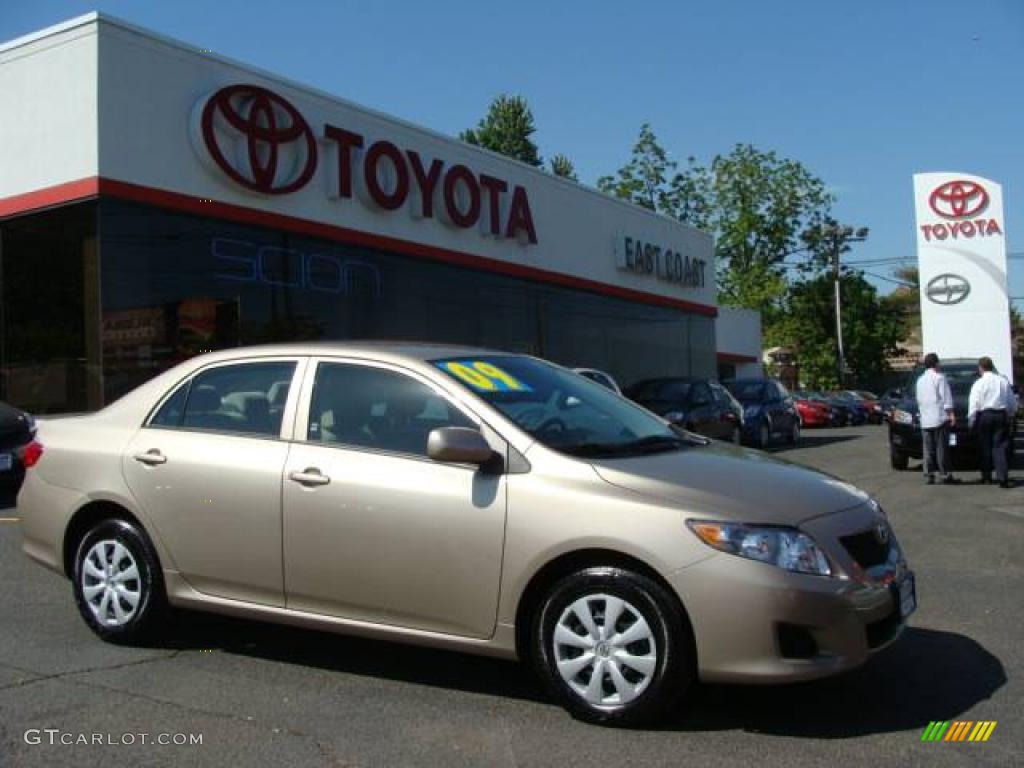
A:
[433, 356, 696, 457]
[939, 365, 979, 397]
[727, 381, 767, 404]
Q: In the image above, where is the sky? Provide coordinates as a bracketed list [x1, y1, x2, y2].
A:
[2, 0, 1022, 300]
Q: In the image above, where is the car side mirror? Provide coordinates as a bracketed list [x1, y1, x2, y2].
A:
[427, 427, 495, 465]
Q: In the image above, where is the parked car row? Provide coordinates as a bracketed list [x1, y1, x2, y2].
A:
[573, 368, 896, 450]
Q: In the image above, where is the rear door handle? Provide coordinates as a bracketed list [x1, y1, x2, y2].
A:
[133, 450, 167, 466]
[289, 468, 330, 487]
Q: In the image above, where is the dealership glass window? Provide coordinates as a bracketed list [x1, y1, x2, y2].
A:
[0, 202, 97, 413]
[307, 362, 474, 456]
[98, 199, 713, 406]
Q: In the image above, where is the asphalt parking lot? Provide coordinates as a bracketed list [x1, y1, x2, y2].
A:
[0, 425, 1020, 767]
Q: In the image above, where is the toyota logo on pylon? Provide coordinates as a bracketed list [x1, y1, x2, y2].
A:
[928, 180, 989, 219]
[196, 84, 317, 195]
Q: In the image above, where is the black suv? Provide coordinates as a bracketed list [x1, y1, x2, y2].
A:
[624, 377, 744, 443]
[888, 359, 1014, 470]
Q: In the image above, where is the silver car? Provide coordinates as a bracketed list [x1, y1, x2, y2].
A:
[19, 343, 915, 725]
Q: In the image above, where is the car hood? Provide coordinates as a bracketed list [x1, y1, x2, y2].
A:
[898, 395, 969, 420]
[590, 443, 870, 526]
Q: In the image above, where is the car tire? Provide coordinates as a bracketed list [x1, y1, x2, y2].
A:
[730, 425, 742, 445]
[72, 518, 167, 645]
[890, 448, 909, 471]
[758, 420, 771, 449]
[532, 567, 693, 726]
[788, 421, 800, 446]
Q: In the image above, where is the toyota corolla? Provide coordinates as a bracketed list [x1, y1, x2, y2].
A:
[18, 343, 915, 725]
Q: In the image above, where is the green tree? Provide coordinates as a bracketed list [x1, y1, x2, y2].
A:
[459, 94, 542, 167]
[767, 270, 904, 388]
[549, 153, 578, 181]
[701, 145, 833, 311]
[597, 124, 678, 212]
[600, 132, 832, 316]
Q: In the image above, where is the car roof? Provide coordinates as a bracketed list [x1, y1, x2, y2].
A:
[180, 340, 514, 365]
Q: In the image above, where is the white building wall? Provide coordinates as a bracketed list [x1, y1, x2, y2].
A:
[716, 306, 763, 379]
[0, 20, 99, 200]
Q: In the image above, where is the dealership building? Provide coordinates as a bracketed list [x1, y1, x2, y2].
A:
[0, 14, 760, 413]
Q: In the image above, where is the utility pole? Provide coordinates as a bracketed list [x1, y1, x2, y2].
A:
[818, 224, 869, 388]
[833, 241, 844, 388]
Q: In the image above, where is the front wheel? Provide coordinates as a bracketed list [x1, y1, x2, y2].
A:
[532, 567, 693, 726]
[757, 420, 771, 449]
[72, 518, 167, 644]
[788, 420, 801, 446]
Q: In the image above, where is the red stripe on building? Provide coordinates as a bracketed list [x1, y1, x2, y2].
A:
[0, 177, 100, 217]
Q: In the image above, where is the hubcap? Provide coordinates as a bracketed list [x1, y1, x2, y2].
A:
[81, 540, 142, 627]
[553, 594, 657, 710]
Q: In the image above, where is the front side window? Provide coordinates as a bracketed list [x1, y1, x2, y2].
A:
[307, 363, 474, 457]
[434, 356, 701, 458]
[151, 361, 296, 437]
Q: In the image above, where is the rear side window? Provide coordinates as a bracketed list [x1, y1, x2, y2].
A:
[150, 361, 296, 437]
[151, 381, 189, 427]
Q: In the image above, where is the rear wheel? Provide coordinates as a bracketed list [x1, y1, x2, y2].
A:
[532, 567, 693, 726]
[730, 425, 742, 444]
[72, 518, 167, 644]
[890, 448, 909, 471]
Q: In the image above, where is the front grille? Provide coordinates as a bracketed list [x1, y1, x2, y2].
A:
[841, 529, 891, 569]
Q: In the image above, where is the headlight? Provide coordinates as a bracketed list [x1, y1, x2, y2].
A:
[664, 410, 686, 424]
[687, 520, 832, 576]
[892, 409, 914, 425]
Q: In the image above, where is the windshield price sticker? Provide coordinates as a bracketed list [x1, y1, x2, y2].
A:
[437, 361, 532, 392]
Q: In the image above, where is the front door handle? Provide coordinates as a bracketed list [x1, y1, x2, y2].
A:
[133, 450, 167, 466]
[289, 468, 330, 487]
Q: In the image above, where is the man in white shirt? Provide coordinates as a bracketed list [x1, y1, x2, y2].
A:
[968, 356, 1017, 487]
[915, 353, 958, 485]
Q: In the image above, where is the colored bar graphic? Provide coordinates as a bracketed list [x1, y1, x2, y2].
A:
[922, 721, 996, 742]
[921, 721, 949, 741]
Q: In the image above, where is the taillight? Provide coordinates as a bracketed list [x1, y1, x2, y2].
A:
[21, 440, 44, 468]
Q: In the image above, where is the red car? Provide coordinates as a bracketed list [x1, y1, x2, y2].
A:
[794, 395, 831, 427]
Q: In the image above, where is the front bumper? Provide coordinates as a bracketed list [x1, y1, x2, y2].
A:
[889, 421, 974, 460]
[670, 504, 912, 683]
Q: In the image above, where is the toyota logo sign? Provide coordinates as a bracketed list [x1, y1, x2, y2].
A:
[925, 273, 971, 305]
[197, 84, 317, 195]
[928, 180, 989, 220]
